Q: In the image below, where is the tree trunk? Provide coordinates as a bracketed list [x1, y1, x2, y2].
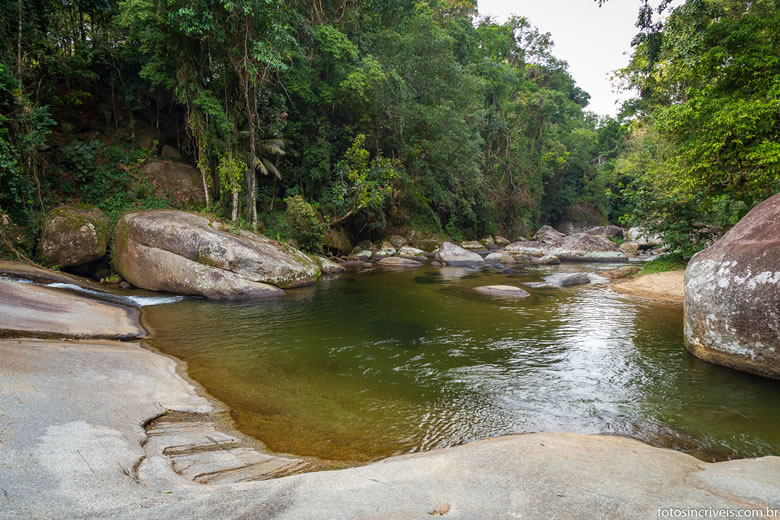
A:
[201, 170, 210, 208]
[232, 191, 239, 222]
[17, 0, 22, 79]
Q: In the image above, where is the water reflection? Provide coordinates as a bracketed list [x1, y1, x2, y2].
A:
[143, 265, 780, 465]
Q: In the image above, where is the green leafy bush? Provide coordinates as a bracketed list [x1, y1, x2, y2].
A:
[284, 195, 323, 251]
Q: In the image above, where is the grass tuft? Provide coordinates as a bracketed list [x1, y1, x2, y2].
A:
[640, 253, 688, 275]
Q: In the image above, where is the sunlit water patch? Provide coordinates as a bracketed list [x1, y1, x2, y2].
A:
[142, 265, 780, 464]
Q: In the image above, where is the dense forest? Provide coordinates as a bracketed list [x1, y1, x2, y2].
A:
[0, 0, 778, 258]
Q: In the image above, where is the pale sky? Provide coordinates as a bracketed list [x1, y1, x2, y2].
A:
[478, 0, 641, 117]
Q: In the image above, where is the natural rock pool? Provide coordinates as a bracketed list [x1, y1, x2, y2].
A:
[142, 264, 780, 466]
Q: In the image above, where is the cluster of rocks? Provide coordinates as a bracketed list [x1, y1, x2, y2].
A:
[334, 224, 652, 271]
[36, 204, 659, 301]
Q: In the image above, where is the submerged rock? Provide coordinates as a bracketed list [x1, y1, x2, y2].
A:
[474, 285, 530, 298]
[685, 192, 780, 380]
[544, 273, 591, 288]
[40, 205, 110, 268]
[113, 210, 319, 299]
[435, 242, 485, 267]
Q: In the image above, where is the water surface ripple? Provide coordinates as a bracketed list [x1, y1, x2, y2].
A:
[143, 265, 780, 464]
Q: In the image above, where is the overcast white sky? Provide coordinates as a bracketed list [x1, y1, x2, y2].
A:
[477, 0, 641, 117]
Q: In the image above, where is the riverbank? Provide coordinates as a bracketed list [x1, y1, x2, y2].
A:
[612, 270, 686, 304]
[1, 264, 779, 519]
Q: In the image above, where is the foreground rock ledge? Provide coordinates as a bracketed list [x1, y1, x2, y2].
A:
[3, 337, 779, 519]
[0, 279, 145, 340]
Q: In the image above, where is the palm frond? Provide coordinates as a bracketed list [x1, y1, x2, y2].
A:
[261, 157, 282, 180]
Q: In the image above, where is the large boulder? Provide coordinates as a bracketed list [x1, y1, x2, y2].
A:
[435, 242, 484, 267]
[113, 210, 320, 299]
[684, 193, 780, 380]
[40, 205, 110, 267]
[141, 160, 206, 206]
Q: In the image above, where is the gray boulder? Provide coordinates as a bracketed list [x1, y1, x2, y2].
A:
[544, 273, 591, 287]
[113, 210, 319, 299]
[474, 285, 530, 298]
[318, 257, 346, 274]
[685, 192, 780, 380]
[40, 205, 110, 267]
[435, 242, 485, 267]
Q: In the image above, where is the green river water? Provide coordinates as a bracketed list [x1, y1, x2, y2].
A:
[142, 263, 780, 465]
